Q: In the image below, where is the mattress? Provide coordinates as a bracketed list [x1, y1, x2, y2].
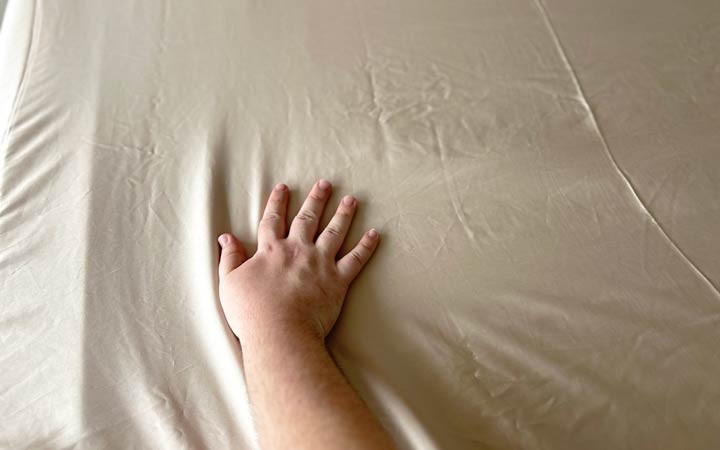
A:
[1, 0, 719, 449]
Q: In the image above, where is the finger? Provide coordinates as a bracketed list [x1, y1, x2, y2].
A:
[288, 179, 332, 242]
[218, 233, 247, 277]
[337, 229, 379, 283]
[316, 195, 357, 256]
[258, 183, 289, 247]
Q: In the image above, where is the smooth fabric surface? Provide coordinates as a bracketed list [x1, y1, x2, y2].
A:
[2, 1, 719, 449]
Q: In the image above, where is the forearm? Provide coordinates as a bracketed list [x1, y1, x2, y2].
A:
[241, 328, 396, 450]
[218, 181, 392, 448]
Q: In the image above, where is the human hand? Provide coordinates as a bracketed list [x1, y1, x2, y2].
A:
[217, 180, 379, 345]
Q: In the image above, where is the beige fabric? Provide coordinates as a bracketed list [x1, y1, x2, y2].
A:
[1, 0, 719, 448]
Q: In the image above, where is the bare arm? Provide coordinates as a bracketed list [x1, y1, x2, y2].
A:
[217, 180, 397, 450]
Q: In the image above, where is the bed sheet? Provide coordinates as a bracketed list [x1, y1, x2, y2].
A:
[1, 0, 719, 449]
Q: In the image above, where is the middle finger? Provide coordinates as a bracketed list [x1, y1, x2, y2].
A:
[288, 179, 332, 242]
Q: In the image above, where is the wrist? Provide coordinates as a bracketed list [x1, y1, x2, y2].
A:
[239, 319, 326, 357]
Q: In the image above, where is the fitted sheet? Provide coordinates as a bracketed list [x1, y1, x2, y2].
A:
[1, 0, 719, 449]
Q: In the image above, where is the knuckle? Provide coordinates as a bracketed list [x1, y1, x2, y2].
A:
[286, 245, 311, 265]
[324, 225, 342, 237]
[295, 210, 317, 223]
[350, 250, 365, 265]
[263, 212, 281, 222]
[222, 248, 242, 258]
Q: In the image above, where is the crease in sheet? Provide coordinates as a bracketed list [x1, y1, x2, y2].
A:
[429, 121, 483, 254]
[0, 0, 39, 187]
[350, 0, 410, 248]
[532, 0, 720, 299]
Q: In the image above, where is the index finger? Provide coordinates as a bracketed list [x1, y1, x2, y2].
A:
[257, 183, 289, 248]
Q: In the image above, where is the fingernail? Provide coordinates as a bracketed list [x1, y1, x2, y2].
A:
[367, 228, 378, 239]
[318, 179, 331, 191]
[275, 183, 287, 191]
[342, 195, 355, 206]
[218, 234, 229, 247]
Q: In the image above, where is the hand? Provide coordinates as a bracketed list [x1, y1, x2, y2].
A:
[217, 180, 380, 345]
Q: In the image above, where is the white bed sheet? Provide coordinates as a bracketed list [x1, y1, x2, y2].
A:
[2, 0, 719, 449]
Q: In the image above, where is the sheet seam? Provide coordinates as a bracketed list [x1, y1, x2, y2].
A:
[532, 0, 720, 299]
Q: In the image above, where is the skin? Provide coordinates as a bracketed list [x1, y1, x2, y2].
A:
[217, 179, 397, 450]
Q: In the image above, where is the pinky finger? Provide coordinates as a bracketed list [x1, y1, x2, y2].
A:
[337, 229, 380, 283]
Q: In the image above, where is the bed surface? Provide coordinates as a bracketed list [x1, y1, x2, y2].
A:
[1, 0, 719, 449]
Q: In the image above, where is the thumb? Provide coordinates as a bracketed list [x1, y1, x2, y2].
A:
[218, 233, 247, 277]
